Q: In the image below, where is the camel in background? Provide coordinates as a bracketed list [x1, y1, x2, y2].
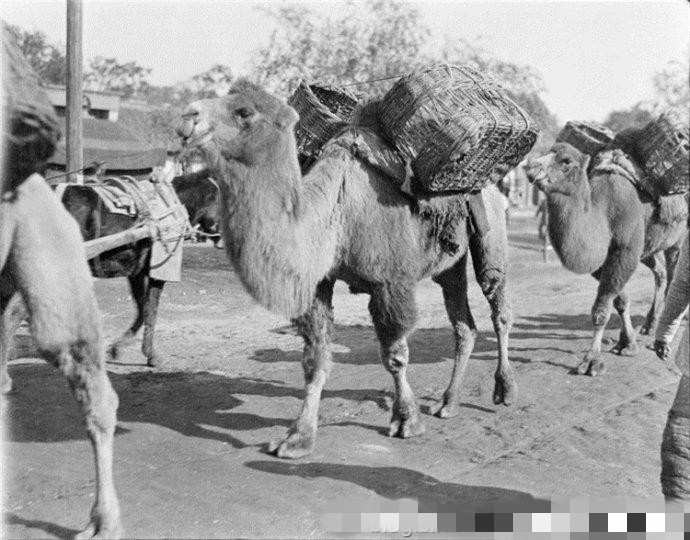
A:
[177, 80, 516, 458]
[526, 142, 686, 376]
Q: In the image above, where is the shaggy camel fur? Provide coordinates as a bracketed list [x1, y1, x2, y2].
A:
[177, 80, 515, 458]
[526, 142, 687, 376]
[0, 174, 121, 538]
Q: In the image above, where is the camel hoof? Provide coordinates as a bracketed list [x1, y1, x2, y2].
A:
[269, 430, 315, 459]
[74, 516, 122, 539]
[611, 342, 639, 357]
[389, 413, 425, 438]
[575, 353, 605, 376]
[146, 355, 160, 368]
[493, 376, 517, 406]
[434, 402, 459, 419]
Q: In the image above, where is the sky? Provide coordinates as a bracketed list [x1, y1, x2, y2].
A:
[3, 0, 689, 123]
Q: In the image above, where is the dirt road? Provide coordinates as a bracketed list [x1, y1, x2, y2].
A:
[2, 209, 682, 538]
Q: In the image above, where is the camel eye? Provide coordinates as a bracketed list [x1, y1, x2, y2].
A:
[235, 107, 254, 119]
[561, 157, 572, 167]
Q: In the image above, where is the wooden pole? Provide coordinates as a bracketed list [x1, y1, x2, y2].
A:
[66, 0, 83, 184]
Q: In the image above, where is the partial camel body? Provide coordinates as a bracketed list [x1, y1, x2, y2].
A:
[527, 143, 687, 376]
[177, 80, 516, 458]
[0, 174, 121, 538]
[2, 171, 218, 370]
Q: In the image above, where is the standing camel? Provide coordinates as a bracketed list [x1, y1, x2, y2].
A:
[2, 25, 121, 537]
[177, 80, 516, 458]
[526, 142, 687, 376]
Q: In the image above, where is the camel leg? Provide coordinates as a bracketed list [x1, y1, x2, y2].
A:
[611, 290, 639, 356]
[369, 282, 424, 438]
[37, 341, 121, 539]
[432, 255, 476, 418]
[664, 244, 681, 295]
[141, 278, 165, 367]
[273, 278, 335, 459]
[640, 253, 667, 336]
[108, 271, 147, 360]
[1, 293, 26, 394]
[468, 219, 516, 407]
[579, 248, 639, 376]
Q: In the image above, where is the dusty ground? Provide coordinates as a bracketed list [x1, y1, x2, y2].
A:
[2, 208, 684, 538]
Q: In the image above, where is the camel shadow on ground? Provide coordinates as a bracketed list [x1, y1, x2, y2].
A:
[254, 323, 499, 366]
[4, 364, 393, 448]
[245, 461, 551, 514]
[2, 513, 79, 540]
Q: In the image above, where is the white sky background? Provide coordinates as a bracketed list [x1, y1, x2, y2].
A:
[2, 0, 688, 123]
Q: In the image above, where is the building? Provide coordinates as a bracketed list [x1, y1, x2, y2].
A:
[44, 86, 167, 181]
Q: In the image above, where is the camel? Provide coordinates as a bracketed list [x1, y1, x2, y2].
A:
[2, 25, 120, 536]
[526, 142, 687, 376]
[177, 79, 516, 458]
[1, 169, 218, 377]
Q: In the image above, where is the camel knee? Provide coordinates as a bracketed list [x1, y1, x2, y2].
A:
[591, 303, 611, 327]
[380, 339, 409, 373]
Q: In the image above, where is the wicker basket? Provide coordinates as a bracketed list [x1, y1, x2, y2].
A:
[638, 110, 689, 195]
[287, 81, 360, 165]
[555, 121, 614, 157]
[377, 64, 539, 193]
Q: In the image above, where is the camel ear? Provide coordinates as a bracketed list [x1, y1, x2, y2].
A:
[275, 104, 299, 130]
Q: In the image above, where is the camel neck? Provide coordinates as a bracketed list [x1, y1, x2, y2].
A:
[215, 148, 344, 318]
[546, 179, 610, 274]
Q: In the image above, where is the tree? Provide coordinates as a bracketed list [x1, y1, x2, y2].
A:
[653, 54, 689, 114]
[250, 0, 431, 97]
[5, 23, 66, 85]
[83, 56, 151, 98]
[180, 64, 234, 98]
[602, 102, 655, 132]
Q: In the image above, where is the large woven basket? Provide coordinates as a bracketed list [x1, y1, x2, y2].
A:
[377, 64, 539, 193]
[2, 24, 61, 193]
[287, 81, 360, 167]
[555, 121, 614, 157]
[638, 110, 689, 195]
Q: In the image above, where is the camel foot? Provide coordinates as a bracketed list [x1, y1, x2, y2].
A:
[389, 409, 425, 438]
[434, 401, 459, 419]
[269, 426, 315, 459]
[74, 512, 121, 539]
[611, 341, 639, 357]
[146, 354, 160, 368]
[493, 374, 517, 406]
[574, 354, 606, 377]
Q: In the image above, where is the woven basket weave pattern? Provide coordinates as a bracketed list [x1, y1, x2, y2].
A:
[555, 121, 614, 158]
[378, 64, 539, 193]
[288, 81, 359, 160]
[639, 111, 689, 195]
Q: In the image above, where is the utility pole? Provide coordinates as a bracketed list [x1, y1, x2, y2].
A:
[66, 0, 83, 184]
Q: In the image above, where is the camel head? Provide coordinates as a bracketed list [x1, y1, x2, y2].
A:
[177, 79, 299, 168]
[526, 142, 590, 196]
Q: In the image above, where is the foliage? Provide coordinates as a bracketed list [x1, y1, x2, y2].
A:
[83, 56, 152, 98]
[5, 23, 66, 85]
[602, 103, 655, 132]
[652, 53, 689, 114]
[249, 0, 431, 97]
